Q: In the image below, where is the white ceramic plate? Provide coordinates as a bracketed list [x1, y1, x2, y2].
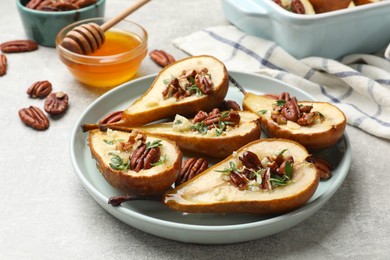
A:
[70, 71, 351, 244]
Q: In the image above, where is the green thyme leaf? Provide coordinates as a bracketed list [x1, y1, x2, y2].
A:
[103, 139, 125, 145]
[151, 155, 167, 166]
[270, 174, 291, 187]
[275, 100, 286, 106]
[108, 153, 129, 171]
[258, 109, 267, 115]
[191, 122, 208, 135]
[146, 140, 163, 149]
[215, 127, 223, 136]
[284, 161, 293, 179]
[277, 149, 288, 156]
[250, 169, 264, 184]
[187, 85, 202, 96]
[215, 161, 239, 173]
[220, 111, 230, 118]
[163, 79, 171, 85]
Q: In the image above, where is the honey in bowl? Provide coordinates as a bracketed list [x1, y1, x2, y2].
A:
[56, 18, 148, 88]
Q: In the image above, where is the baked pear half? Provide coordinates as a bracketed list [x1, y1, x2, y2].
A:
[243, 92, 346, 150]
[88, 129, 182, 195]
[163, 138, 319, 215]
[100, 55, 229, 129]
[126, 110, 261, 158]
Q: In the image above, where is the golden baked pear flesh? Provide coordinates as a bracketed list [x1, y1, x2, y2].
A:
[163, 138, 319, 215]
[102, 55, 229, 129]
[88, 129, 182, 195]
[124, 110, 261, 158]
[243, 92, 346, 150]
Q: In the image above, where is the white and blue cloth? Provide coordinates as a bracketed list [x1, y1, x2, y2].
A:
[173, 25, 390, 140]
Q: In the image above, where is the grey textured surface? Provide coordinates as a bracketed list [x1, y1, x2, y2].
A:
[1, 0, 389, 259]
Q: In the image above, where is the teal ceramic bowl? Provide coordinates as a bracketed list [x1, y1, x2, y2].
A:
[16, 0, 106, 47]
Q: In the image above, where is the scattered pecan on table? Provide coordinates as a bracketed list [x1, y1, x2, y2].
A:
[44, 91, 69, 116]
[18, 106, 50, 130]
[149, 50, 176, 67]
[0, 54, 7, 76]
[27, 80, 52, 99]
[1, 40, 38, 53]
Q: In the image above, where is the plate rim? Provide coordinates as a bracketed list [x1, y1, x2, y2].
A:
[70, 70, 351, 240]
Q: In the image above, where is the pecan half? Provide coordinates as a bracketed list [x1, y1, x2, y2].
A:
[1, 40, 38, 53]
[149, 50, 176, 67]
[230, 171, 248, 190]
[52, 3, 78, 11]
[175, 157, 208, 186]
[44, 91, 69, 115]
[27, 80, 52, 98]
[98, 111, 123, 125]
[306, 156, 333, 180]
[240, 151, 262, 170]
[26, 0, 46, 9]
[281, 98, 300, 122]
[130, 145, 161, 172]
[219, 100, 241, 111]
[0, 54, 7, 76]
[291, 0, 306, 14]
[75, 0, 98, 8]
[18, 106, 49, 130]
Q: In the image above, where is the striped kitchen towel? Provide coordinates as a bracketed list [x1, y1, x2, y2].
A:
[173, 25, 390, 140]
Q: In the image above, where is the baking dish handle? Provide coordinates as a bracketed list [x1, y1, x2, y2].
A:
[223, 0, 270, 17]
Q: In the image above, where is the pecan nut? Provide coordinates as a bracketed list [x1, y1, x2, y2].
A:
[27, 80, 52, 98]
[98, 111, 123, 125]
[1, 40, 38, 53]
[26, 0, 46, 9]
[18, 106, 49, 130]
[0, 54, 7, 76]
[175, 157, 208, 186]
[149, 50, 176, 67]
[26, 0, 97, 11]
[130, 145, 161, 172]
[75, 0, 98, 8]
[291, 0, 306, 14]
[219, 100, 241, 111]
[306, 156, 333, 180]
[44, 91, 69, 115]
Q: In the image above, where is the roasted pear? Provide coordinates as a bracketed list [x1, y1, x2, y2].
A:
[243, 92, 346, 150]
[87, 55, 229, 130]
[163, 138, 319, 215]
[121, 110, 261, 158]
[88, 129, 182, 195]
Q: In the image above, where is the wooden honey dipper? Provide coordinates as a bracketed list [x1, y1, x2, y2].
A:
[61, 0, 150, 55]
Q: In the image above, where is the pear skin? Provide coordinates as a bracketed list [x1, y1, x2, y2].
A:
[163, 138, 319, 215]
[88, 129, 182, 195]
[243, 93, 346, 150]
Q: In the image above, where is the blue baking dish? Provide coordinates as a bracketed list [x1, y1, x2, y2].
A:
[221, 0, 390, 59]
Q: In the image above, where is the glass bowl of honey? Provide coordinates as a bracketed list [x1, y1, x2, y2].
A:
[56, 17, 148, 88]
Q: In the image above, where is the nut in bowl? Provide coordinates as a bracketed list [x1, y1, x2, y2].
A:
[16, 0, 106, 47]
[56, 17, 148, 88]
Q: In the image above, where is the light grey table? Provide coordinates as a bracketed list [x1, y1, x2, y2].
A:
[1, 0, 389, 259]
